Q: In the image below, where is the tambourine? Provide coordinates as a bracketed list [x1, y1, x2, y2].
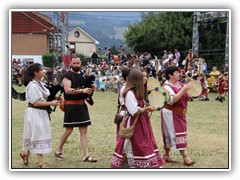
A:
[147, 87, 170, 111]
[147, 77, 161, 91]
[187, 80, 202, 97]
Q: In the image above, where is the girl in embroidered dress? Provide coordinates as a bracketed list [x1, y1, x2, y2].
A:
[111, 69, 164, 168]
[197, 73, 210, 101]
[20, 63, 59, 168]
[161, 66, 195, 166]
[215, 75, 228, 102]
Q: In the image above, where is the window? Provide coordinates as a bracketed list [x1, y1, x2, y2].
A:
[74, 31, 80, 38]
[70, 42, 76, 54]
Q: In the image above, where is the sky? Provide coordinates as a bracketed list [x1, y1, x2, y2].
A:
[42, 11, 142, 22]
[2, 0, 238, 179]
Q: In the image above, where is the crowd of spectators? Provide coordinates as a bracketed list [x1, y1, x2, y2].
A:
[12, 49, 229, 102]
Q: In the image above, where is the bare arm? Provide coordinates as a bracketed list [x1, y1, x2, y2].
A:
[62, 77, 93, 95]
[33, 100, 58, 107]
[172, 84, 191, 103]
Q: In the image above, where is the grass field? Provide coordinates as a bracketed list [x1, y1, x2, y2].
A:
[11, 84, 229, 169]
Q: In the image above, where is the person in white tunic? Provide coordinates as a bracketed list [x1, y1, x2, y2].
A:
[20, 63, 59, 168]
[115, 67, 132, 142]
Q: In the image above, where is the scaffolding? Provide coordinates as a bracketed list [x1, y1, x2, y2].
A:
[48, 12, 69, 67]
[192, 11, 229, 66]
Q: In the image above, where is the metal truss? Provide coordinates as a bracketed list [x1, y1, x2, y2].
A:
[49, 12, 69, 67]
[192, 11, 229, 66]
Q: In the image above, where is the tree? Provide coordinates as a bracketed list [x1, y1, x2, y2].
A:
[124, 11, 228, 70]
[124, 12, 193, 57]
[198, 19, 227, 69]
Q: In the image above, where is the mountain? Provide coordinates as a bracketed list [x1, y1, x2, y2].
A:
[41, 11, 141, 49]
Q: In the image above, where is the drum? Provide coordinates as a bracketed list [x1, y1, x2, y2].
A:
[187, 80, 202, 97]
[147, 87, 170, 111]
[147, 77, 161, 91]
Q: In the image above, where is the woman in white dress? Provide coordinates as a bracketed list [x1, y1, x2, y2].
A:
[20, 63, 59, 168]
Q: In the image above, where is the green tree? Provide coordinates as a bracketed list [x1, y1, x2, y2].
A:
[124, 11, 228, 70]
[124, 12, 193, 57]
[198, 19, 227, 69]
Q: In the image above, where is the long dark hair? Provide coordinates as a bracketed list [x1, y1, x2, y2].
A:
[122, 67, 132, 82]
[23, 63, 42, 86]
[123, 68, 144, 100]
[139, 67, 148, 100]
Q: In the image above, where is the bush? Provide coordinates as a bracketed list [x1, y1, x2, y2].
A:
[42, 53, 62, 68]
[76, 53, 91, 66]
[42, 53, 93, 67]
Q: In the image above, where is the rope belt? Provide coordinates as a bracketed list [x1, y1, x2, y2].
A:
[164, 104, 187, 115]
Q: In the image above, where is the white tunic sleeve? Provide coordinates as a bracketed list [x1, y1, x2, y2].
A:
[119, 84, 126, 106]
[163, 84, 175, 105]
[26, 83, 46, 104]
[164, 82, 185, 105]
[125, 91, 140, 116]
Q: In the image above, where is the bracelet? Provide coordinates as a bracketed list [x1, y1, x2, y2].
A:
[72, 89, 77, 94]
[141, 108, 144, 114]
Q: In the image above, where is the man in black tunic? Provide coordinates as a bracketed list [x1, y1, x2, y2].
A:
[55, 54, 97, 162]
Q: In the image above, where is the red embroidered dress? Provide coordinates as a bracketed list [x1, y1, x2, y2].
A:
[111, 90, 164, 168]
[161, 81, 188, 150]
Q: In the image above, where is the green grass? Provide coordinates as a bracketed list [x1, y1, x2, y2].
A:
[11, 84, 229, 169]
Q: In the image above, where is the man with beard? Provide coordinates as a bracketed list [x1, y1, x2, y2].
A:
[55, 54, 98, 163]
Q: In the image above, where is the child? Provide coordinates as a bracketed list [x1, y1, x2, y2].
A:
[112, 77, 118, 93]
[197, 73, 209, 101]
[216, 75, 228, 102]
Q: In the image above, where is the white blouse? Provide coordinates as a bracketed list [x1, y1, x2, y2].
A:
[125, 91, 140, 116]
[26, 80, 50, 104]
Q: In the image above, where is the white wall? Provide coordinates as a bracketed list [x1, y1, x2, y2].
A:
[12, 55, 42, 64]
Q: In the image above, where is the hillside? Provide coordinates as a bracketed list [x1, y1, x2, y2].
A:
[41, 11, 141, 49]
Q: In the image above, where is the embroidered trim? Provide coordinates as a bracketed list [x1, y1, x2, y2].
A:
[111, 151, 162, 168]
[64, 120, 91, 124]
[176, 136, 187, 144]
[23, 139, 51, 149]
[175, 132, 187, 135]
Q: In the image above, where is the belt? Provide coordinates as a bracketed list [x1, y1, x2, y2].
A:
[164, 104, 187, 115]
[28, 103, 47, 110]
[28, 103, 51, 121]
[64, 100, 85, 105]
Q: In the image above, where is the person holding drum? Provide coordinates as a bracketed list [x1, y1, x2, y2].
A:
[111, 69, 164, 168]
[161, 65, 195, 166]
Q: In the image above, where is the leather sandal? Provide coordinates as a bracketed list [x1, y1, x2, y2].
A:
[183, 155, 195, 166]
[20, 152, 29, 166]
[83, 156, 97, 163]
[39, 163, 48, 168]
[55, 151, 64, 161]
[163, 155, 177, 163]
